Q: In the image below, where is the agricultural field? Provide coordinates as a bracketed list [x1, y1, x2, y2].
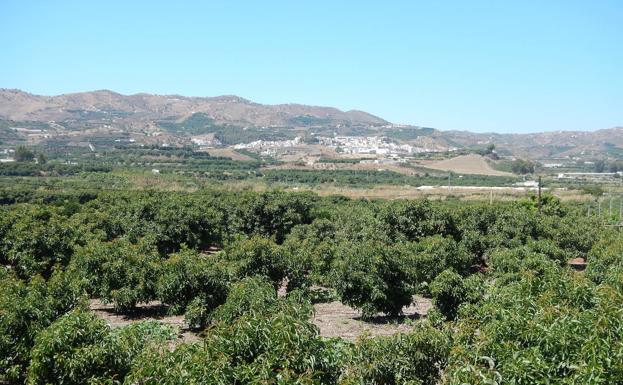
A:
[2, 173, 623, 384]
[420, 154, 514, 176]
[2, 1, 623, 383]
[203, 147, 256, 161]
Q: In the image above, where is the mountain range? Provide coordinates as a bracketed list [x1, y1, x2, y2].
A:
[1, 89, 621, 160]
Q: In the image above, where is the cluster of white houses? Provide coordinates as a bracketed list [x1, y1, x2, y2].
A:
[317, 136, 452, 156]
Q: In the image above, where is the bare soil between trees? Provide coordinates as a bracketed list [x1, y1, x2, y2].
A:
[312, 295, 432, 340]
[89, 299, 200, 344]
[90, 295, 432, 343]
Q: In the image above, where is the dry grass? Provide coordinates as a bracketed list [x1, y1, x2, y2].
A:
[205, 148, 255, 161]
[422, 154, 513, 176]
[117, 173, 593, 203]
[277, 184, 593, 202]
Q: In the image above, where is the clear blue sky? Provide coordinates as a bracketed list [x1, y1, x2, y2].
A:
[1, 0, 621, 133]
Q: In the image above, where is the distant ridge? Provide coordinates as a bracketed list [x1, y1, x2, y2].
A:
[0, 89, 388, 127]
[0, 88, 622, 159]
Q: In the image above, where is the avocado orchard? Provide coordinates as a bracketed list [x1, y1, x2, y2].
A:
[1, 188, 622, 384]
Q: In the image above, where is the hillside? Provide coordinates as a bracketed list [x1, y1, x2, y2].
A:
[438, 128, 623, 159]
[0, 89, 622, 160]
[0, 89, 387, 128]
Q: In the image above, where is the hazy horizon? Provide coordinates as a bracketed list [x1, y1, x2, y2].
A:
[1, 1, 621, 133]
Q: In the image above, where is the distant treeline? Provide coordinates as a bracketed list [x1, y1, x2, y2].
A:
[0, 162, 112, 177]
[261, 169, 518, 187]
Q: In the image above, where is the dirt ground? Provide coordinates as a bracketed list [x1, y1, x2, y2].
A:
[89, 299, 200, 343]
[312, 296, 432, 340]
[90, 295, 431, 343]
[421, 154, 513, 176]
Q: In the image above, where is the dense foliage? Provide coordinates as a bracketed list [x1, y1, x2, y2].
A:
[1, 186, 622, 384]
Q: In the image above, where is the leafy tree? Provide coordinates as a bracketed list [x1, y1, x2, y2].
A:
[224, 236, 289, 288]
[429, 269, 482, 320]
[35, 152, 47, 165]
[281, 219, 342, 289]
[586, 230, 623, 285]
[511, 158, 536, 174]
[126, 295, 345, 385]
[70, 238, 161, 312]
[481, 205, 541, 250]
[380, 200, 458, 242]
[27, 310, 175, 385]
[0, 275, 50, 382]
[2, 185, 623, 384]
[400, 236, 475, 292]
[346, 325, 450, 385]
[209, 276, 277, 324]
[143, 196, 224, 254]
[3, 205, 79, 278]
[89, 193, 225, 254]
[14, 146, 35, 162]
[229, 191, 315, 243]
[332, 242, 413, 318]
[445, 255, 620, 385]
[157, 248, 230, 328]
[0, 271, 85, 383]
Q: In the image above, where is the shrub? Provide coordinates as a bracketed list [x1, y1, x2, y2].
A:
[429, 269, 482, 321]
[71, 238, 160, 312]
[126, 296, 344, 385]
[209, 276, 277, 324]
[3, 205, 79, 278]
[400, 236, 475, 293]
[332, 242, 412, 318]
[224, 236, 289, 288]
[156, 248, 230, 328]
[27, 310, 175, 385]
[346, 324, 450, 385]
[0, 272, 85, 383]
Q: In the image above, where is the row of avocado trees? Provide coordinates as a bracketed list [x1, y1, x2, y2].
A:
[1, 189, 622, 384]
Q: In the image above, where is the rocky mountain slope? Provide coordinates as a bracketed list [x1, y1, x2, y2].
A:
[0, 89, 387, 127]
[1, 89, 621, 159]
[436, 127, 623, 159]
